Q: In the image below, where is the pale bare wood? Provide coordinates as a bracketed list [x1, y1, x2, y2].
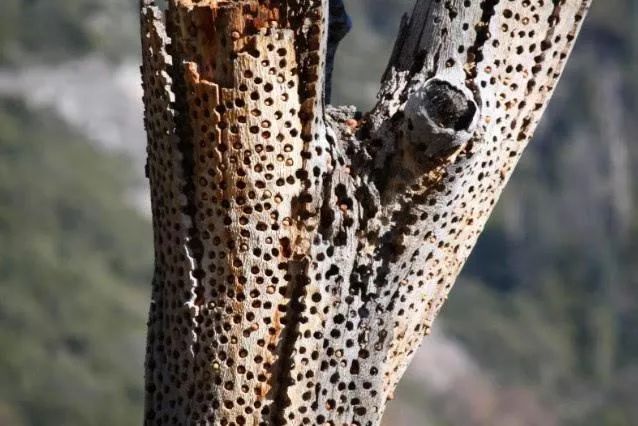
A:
[140, 1, 591, 425]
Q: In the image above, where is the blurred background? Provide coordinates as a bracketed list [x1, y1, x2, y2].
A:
[0, 1, 636, 425]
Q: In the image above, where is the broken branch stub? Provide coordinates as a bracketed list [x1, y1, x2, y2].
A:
[140, 0, 591, 425]
[404, 75, 479, 157]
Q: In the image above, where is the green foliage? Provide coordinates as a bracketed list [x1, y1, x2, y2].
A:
[0, 98, 152, 425]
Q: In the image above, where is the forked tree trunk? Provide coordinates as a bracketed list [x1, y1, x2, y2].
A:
[139, 0, 591, 424]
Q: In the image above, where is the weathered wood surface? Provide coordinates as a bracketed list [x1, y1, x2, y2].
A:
[140, 1, 591, 425]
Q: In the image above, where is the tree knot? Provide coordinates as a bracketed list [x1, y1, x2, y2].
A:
[404, 77, 479, 157]
[423, 80, 477, 131]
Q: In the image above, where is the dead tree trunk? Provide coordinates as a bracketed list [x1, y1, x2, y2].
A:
[139, 0, 591, 424]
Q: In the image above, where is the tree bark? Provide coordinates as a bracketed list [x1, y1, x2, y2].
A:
[139, 0, 591, 425]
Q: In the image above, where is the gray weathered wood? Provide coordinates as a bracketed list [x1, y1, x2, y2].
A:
[139, 1, 591, 424]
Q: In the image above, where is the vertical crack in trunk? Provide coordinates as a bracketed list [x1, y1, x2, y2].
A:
[268, 256, 311, 425]
[172, 67, 205, 301]
[167, 39, 208, 425]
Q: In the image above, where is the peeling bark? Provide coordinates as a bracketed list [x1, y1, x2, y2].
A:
[140, 0, 591, 425]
